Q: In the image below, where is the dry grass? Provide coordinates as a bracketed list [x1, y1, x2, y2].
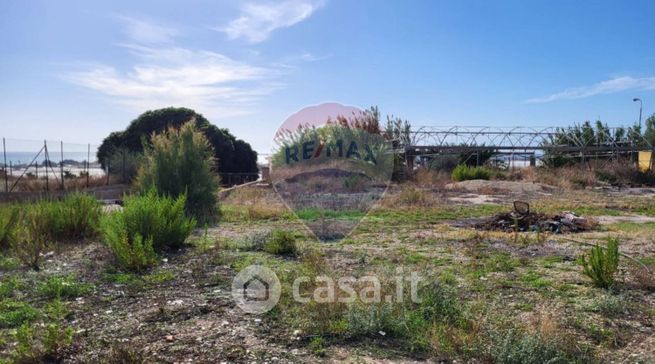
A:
[631, 267, 655, 291]
[379, 184, 445, 208]
[412, 168, 451, 188]
[2, 175, 115, 192]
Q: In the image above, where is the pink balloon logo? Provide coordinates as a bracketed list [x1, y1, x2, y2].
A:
[271, 103, 394, 241]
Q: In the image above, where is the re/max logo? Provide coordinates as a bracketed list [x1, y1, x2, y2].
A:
[285, 139, 377, 165]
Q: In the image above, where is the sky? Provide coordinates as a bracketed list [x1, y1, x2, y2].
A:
[1, 0, 654, 155]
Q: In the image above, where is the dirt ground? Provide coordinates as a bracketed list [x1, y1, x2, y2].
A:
[1, 180, 655, 363]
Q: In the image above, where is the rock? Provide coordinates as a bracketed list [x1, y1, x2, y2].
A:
[165, 335, 174, 342]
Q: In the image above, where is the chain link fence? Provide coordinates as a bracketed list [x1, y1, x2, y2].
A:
[1, 137, 262, 195]
[0, 137, 109, 193]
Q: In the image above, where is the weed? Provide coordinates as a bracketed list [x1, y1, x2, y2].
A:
[44, 299, 69, 321]
[452, 165, 491, 181]
[55, 193, 102, 240]
[107, 190, 196, 251]
[38, 275, 93, 300]
[101, 191, 195, 271]
[487, 328, 571, 364]
[11, 211, 51, 271]
[398, 186, 427, 205]
[520, 271, 552, 290]
[0, 276, 22, 299]
[104, 231, 157, 273]
[12, 321, 73, 363]
[264, 230, 298, 256]
[0, 255, 19, 270]
[246, 205, 285, 220]
[103, 272, 141, 285]
[106, 343, 145, 363]
[192, 224, 217, 251]
[0, 205, 19, 250]
[42, 322, 74, 358]
[440, 270, 457, 285]
[581, 237, 620, 289]
[308, 336, 327, 356]
[143, 271, 175, 284]
[587, 294, 629, 317]
[240, 230, 272, 251]
[485, 253, 520, 273]
[0, 299, 38, 328]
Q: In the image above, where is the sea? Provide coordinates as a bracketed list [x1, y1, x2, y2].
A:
[2, 152, 97, 166]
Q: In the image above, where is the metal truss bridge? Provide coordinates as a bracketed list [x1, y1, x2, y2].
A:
[404, 126, 653, 166]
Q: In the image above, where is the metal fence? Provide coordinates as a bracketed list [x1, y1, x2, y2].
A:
[1, 137, 262, 194]
[1, 137, 106, 193]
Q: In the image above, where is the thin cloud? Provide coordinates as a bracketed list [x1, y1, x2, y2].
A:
[64, 44, 282, 118]
[526, 76, 655, 103]
[299, 51, 331, 62]
[115, 15, 179, 44]
[218, 0, 325, 43]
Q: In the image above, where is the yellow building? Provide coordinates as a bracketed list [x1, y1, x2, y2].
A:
[638, 151, 653, 172]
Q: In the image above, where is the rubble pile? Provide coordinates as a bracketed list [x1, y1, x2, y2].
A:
[475, 201, 597, 233]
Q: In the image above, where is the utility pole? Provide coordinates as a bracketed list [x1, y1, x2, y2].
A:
[634, 98, 643, 129]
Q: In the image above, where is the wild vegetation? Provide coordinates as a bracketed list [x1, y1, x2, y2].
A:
[97, 107, 258, 181]
[451, 164, 492, 181]
[101, 191, 196, 272]
[1, 113, 655, 362]
[135, 122, 219, 221]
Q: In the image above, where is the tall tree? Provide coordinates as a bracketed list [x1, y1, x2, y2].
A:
[97, 107, 258, 177]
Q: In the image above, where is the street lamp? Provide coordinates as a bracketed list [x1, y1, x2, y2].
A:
[633, 98, 643, 129]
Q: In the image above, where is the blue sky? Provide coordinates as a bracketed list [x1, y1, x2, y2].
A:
[1, 0, 654, 154]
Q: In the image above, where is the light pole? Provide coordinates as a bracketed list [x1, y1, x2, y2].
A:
[633, 98, 643, 129]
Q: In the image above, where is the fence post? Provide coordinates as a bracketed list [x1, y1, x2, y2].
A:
[106, 159, 110, 185]
[35, 162, 38, 179]
[44, 140, 49, 192]
[60, 141, 64, 190]
[86, 144, 90, 188]
[2, 138, 7, 193]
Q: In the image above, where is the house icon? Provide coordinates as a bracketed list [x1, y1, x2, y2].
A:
[232, 265, 281, 314]
[242, 275, 270, 301]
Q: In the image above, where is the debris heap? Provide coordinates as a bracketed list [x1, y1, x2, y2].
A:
[475, 201, 597, 233]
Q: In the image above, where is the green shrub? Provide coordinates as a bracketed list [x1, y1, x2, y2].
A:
[38, 275, 93, 300]
[451, 164, 491, 181]
[101, 191, 195, 272]
[0, 276, 22, 299]
[488, 329, 569, 364]
[103, 228, 157, 273]
[6, 194, 100, 251]
[11, 206, 53, 271]
[0, 205, 19, 250]
[240, 230, 271, 251]
[9, 195, 100, 270]
[55, 193, 102, 241]
[119, 190, 195, 251]
[581, 237, 620, 289]
[0, 299, 38, 328]
[13, 320, 73, 363]
[263, 230, 298, 256]
[135, 122, 219, 222]
[42, 322, 74, 359]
